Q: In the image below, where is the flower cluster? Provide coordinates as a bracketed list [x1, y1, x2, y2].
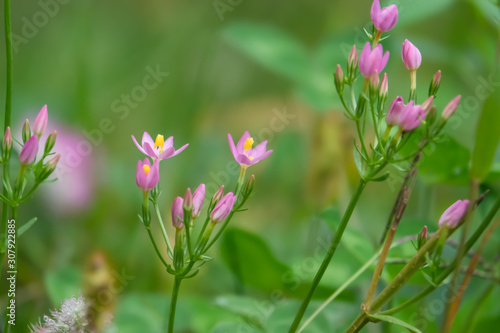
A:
[29, 295, 90, 333]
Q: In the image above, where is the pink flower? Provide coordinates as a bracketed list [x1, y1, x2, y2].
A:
[3, 127, 12, 152]
[228, 131, 273, 167]
[371, 0, 398, 32]
[136, 158, 159, 192]
[19, 135, 39, 165]
[171, 196, 184, 229]
[192, 183, 205, 218]
[210, 192, 236, 223]
[439, 199, 469, 228]
[132, 132, 188, 160]
[385, 97, 425, 131]
[359, 42, 389, 79]
[33, 105, 48, 137]
[385, 96, 405, 126]
[402, 39, 422, 71]
[442, 95, 461, 119]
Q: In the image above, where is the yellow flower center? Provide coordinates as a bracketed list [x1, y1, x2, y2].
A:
[154, 134, 165, 153]
[143, 164, 150, 176]
[244, 137, 254, 151]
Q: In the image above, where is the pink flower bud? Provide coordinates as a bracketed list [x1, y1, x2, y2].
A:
[399, 101, 423, 131]
[135, 158, 159, 192]
[421, 96, 434, 117]
[359, 42, 390, 79]
[371, 0, 398, 32]
[19, 135, 39, 165]
[183, 188, 193, 211]
[379, 73, 388, 98]
[438, 199, 469, 228]
[22, 119, 31, 143]
[213, 185, 225, 203]
[335, 64, 344, 95]
[385, 96, 405, 126]
[348, 45, 358, 70]
[429, 70, 441, 96]
[33, 105, 48, 137]
[441, 95, 461, 120]
[192, 183, 205, 218]
[44, 130, 57, 154]
[171, 196, 185, 229]
[3, 126, 12, 151]
[417, 225, 428, 249]
[210, 192, 236, 223]
[402, 39, 422, 71]
[39, 154, 60, 180]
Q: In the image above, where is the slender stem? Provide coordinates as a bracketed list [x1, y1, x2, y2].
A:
[145, 226, 169, 268]
[195, 216, 211, 247]
[167, 276, 182, 333]
[153, 202, 173, 256]
[372, 30, 382, 47]
[409, 70, 417, 102]
[288, 179, 367, 332]
[380, 194, 500, 316]
[234, 166, 247, 197]
[204, 211, 235, 252]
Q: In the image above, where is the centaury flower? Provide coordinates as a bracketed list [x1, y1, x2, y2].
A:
[359, 42, 389, 79]
[132, 132, 188, 160]
[210, 192, 236, 223]
[171, 196, 185, 229]
[19, 135, 39, 166]
[136, 158, 159, 192]
[228, 131, 273, 167]
[33, 105, 48, 137]
[192, 183, 206, 218]
[371, 0, 398, 32]
[438, 199, 470, 228]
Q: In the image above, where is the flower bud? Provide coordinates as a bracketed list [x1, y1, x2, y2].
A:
[192, 183, 205, 219]
[183, 188, 193, 212]
[33, 105, 48, 137]
[401, 39, 422, 71]
[441, 95, 461, 120]
[171, 196, 185, 229]
[429, 70, 441, 97]
[417, 225, 428, 250]
[44, 130, 57, 155]
[242, 174, 255, 198]
[347, 45, 358, 80]
[210, 192, 236, 223]
[421, 96, 434, 118]
[39, 154, 60, 181]
[385, 96, 405, 126]
[369, 70, 380, 97]
[371, 0, 398, 32]
[438, 199, 469, 228]
[379, 73, 388, 99]
[22, 119, 31, 143]
[334, 64, 344, 96]
[2, 127, 12, 160]
[212, 185, 225, 203]
[19, 135, 39, 166]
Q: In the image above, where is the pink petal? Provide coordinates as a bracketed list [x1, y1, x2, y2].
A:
[142, 132, 154, 147]
[143, 143, 158, 158]
[158, 147, 175, 159]
[172, 143, 189, 156]
[164, 136, 174, 148]
[236, 131, 251, 153]
[228, 133, 238, 159]
[132, 135, 147, 155]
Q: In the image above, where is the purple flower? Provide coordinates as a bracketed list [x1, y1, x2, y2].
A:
[359, 42, 389, 79]
[442, 95, 461, 119]
[33, 105, 48, 137]
[371, 0, 398, 32]
[402, 39, 422, 71]
[210, 192, 236, 223]
[228, 131, 273, 167]
[192, 183, 205, 218]
[132, 132, 188, 160]
[171, 196, 184, 229]
[136, 158, 159, 192]
[439, 199, 470, 228]
[19, 135, 39, 165]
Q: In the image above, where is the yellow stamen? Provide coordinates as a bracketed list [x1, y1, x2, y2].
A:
[143, 164, 150, 175]
[244, 137, 254, 151]
[154, 135, 165, 149]
[249, 157, 254, 161]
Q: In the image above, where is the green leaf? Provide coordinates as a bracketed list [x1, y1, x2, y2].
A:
[368, 313, 422, 333]
[45, 266, 82, 305]
[219, 228, 290, 293]
[17, 217, 37, 237]
[472, 90, 500, 181]
[223, 22, 310, 82]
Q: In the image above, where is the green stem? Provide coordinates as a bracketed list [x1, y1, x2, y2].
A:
[288, 179, 367, 332]
[167, 276, 182, 333]
[234, 166, 247, 197]
[153, 202, 173, 256]
[203, 211, 235, 252]
[380, 194, 500, 316]
[145, 226, 169, 268]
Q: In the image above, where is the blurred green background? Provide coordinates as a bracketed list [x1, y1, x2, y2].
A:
[1, 0, 500, 332]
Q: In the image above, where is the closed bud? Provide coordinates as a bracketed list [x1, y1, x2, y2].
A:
[379, 73, 388, 99]
[441, 95, 461, 120]
[44, 130, 57, 154]
[347, 45, 358, 80]
[421, 96, 434, 118]
[243, 174, 255, 197]
[334, 64, 344, 96]
[22, 119, 31, 143]
[2, 127, 12, 160]
[19, 135, 39, 166]
[370, 71, 380, 98]
[192, 183, 205, 219]
[39, 154, 60, 181]
[429, 70, 441, 97]
[417, 225, 428, 249]
[171, 196, 185, 229]
[401, 39, 422, 71]
[438, 199, 469, 228]
[183, 188, 193, 212]
[213, 185, 225, 203]
[33, 105, 48, 137]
